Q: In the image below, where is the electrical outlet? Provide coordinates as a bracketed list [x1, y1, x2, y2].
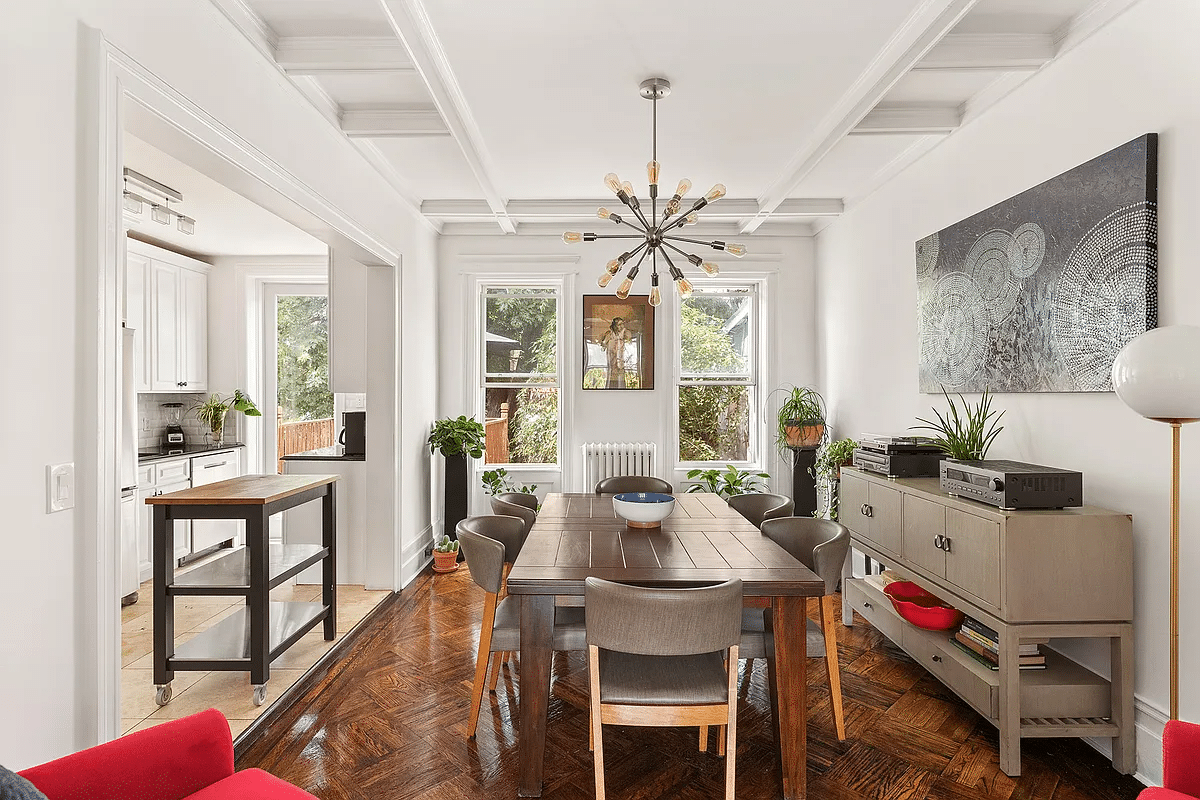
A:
[424, 545, 434, 559]
[140, 417, 150, 432]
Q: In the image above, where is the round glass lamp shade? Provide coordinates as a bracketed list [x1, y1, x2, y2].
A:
[1111, 325, 1200, 422]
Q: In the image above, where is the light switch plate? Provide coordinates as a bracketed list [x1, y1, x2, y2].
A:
[47, 463, 75, 513]
[346, 393, 366, 410]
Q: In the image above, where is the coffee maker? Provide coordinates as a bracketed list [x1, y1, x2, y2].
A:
[162, 403, 186, 451]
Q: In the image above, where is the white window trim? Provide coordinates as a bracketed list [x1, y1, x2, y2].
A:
[671, 273, 772, 473]
[468, 273, 574, 479]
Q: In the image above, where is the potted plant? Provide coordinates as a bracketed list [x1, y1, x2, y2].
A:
[481, 467, 538, 497]
[429, 416, 486, 542]
[770, 385, 826, 453]
[685, 465, 770, 499]
[431, 535, 460, 573]
[912, 388, 1005, 460]
[809, 438, 857, 520]
[192, 390, 262, 446]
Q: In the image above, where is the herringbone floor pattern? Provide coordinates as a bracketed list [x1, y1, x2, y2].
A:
[238, 567, 1146, 800]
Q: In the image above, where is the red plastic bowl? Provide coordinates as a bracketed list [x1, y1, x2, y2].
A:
[882, 581, 964, 631]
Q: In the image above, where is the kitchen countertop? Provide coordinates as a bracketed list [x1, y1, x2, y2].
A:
[279, 445, 365, 462]
[137, 443, 245, 464]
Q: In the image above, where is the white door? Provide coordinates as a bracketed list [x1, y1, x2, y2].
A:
[150, 261, 180, 391]
[261, 281, 331, 540]
[178, 267, 208, 391]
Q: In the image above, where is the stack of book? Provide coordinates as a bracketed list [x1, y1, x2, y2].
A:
[950, 617, 1047, 670]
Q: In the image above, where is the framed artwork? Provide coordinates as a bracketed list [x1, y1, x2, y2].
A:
[916, 133, 1158, 393]
[582, 295, 655, 390]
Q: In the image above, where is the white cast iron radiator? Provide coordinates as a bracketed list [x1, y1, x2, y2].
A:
[581, 442, 657, 491]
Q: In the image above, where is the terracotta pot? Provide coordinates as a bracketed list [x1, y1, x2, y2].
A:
[432, 550, 459, 573]
[784, 421, 825, 448]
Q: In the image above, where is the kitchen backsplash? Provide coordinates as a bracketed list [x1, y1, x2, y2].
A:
[137, 393, 242, 450]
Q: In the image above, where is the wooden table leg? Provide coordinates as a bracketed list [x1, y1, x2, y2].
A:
[772, 595, 808, 800]
[322, 483, 337, 641]
[152, 505, 175, 688]
[518, 594, 554, 797]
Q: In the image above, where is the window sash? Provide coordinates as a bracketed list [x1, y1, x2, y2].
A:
[480, 284, 561, 388]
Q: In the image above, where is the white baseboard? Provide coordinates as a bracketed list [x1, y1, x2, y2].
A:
[1082, 695, 1165, 788]
[399, 524, 435, 588]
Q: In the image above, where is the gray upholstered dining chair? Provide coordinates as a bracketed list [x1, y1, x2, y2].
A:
[458, 514, 528, 690]
[726, 492, 794, 529]
[495, 491, 538, 512]
[458, 527, 586, 738]
[585, 577, 742, 800]
[739, 516, 851, 740]
[490, 495, 536, 537]
[594, 475, 674, 495]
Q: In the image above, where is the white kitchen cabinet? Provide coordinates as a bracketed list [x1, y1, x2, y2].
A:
[126, 251, 152, 392]
[128, 239, 210, 393]
[157, 476, 193, 561]
[190, 451, 242, 553]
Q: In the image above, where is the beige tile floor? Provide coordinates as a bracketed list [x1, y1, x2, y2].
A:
[120, 549, 390, 739]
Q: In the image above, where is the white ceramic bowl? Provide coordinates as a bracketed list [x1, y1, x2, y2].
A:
[612, 492, 676, 528]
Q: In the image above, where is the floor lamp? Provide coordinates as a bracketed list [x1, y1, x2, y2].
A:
[1112, 325, 1200, 721]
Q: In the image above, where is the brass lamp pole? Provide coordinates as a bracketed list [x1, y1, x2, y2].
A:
[1112, 325, 1200, 720]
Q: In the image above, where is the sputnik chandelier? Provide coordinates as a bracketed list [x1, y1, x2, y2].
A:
[563, 77, 746, 306]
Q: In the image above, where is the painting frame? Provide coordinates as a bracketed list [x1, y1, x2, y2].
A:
[582, 295, 655, 390]
[916, 133, 1158, 394]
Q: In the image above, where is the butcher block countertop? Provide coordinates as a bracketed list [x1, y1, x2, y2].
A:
[145, 474, 338, 506]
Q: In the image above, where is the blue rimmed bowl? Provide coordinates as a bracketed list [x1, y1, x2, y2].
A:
[612, 492, 675, 528]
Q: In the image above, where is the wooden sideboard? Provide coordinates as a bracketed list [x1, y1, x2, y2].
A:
[838, 467, 1135, 777]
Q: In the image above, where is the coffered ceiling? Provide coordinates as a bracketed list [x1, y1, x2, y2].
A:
[211, 0, 1142, 236]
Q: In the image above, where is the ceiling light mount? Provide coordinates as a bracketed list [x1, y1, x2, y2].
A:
[564, 77, 745, 305]
[123, 168, 195, 235]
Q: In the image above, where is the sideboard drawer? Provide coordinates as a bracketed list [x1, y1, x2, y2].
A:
[845, 578, 902, 643]
[902, 625, 996, 719]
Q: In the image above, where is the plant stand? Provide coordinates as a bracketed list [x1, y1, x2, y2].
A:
[444, 454, 469, 545]
[789, 445, 819, 517]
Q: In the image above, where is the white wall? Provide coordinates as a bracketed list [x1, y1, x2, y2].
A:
[437, 233, 817, 520]
[2, 0, 435, 767]
[815, 0, 1200, 781]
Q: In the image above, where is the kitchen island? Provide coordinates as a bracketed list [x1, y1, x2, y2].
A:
[147, 474, 337, 707]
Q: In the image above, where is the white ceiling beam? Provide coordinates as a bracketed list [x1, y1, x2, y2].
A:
[377, 0, 516, 234]
[420, 198, 844, 220]
[914, 33, 1056, 71]
[274, 36, 416, 75]
[743, 0, 981, 234]
[851, 104, 960, 135]
[437, 221, 811, 238]
[341, 107, 450, 138]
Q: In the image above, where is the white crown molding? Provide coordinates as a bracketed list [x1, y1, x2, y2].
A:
[439, 220, 812, 238]
[841, 134, 944, 213]
[274, 36, 416, 75]
[342, 107, 450, 137]
[292, 75, 343, 127]
[421, 197, 842, 221]
[743, 0, 981, 234]
[353, 140, 431, 223]
[458, 253, 583, 264]
[851, 104, 961, 135]
[914, 32, 1056, 71]
[378, 0, 516, 233]
[209, 0, 279, 56]
[1053, 0, 1148, 52]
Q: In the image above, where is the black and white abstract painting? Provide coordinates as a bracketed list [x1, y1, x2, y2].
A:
[916, 134, 1158, 393]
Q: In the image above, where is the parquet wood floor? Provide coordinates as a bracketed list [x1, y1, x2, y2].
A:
[237, 566, 1146, 800]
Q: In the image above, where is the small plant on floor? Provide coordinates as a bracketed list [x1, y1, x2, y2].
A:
[481, 467, 538, 497]
[685, 465, 770, 499]
[431, 534, 460, 573]
[912, 387, 1005, 461]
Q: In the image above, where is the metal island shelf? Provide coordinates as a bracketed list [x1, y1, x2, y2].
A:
[147, 474, 337, 707]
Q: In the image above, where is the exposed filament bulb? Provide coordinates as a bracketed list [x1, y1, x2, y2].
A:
[616, 276, 634, 299]
[725, 242, 747, 257]
[675, 276, 694, 299]
[563, 231, 583, 244]
[701, 261, 720, 276]
[604, 173, 622, 194]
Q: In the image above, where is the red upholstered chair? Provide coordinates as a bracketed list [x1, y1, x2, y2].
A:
[1141, 720, 1200, 800]
[18, 709, 315, 800]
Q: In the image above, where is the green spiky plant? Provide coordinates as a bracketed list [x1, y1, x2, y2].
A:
[911, 388, 1005, 461]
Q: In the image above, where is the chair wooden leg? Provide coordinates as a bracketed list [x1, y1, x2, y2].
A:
[467, 593, 498, 738]
[699, 726, 708, 752]
[588, 645, 606, 800]
[820, 594, 846, 741]
[716, 726, 726, 757]
[488, 649, 503, 693]
[725, 645, 738, 800]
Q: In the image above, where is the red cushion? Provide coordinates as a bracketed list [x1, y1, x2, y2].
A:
[20, 710, 234, 800]
[1139, 789, 1196, 800]
[184, 769, 317, 800]
[1164, 720, 1200, 797]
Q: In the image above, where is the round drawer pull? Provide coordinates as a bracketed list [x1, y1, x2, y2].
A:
[932, 655, 942, 663]
[934, 534, 945, 549]
[862, 601, 872, 609]
[861, 503, 873, 518]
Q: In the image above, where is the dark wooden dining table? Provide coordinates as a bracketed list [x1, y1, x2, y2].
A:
[506, 492, 825, 799]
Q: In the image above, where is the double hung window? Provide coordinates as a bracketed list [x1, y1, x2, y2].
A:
[480, 285, 561, 465]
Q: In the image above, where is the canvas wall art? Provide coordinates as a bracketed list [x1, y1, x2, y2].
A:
[916, 133, 1158, 393]
[582, 295, 655, 390]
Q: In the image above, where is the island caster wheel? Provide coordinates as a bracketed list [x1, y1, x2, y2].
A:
[155, 684, 173, 706]
[252, 685, 267, 706]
